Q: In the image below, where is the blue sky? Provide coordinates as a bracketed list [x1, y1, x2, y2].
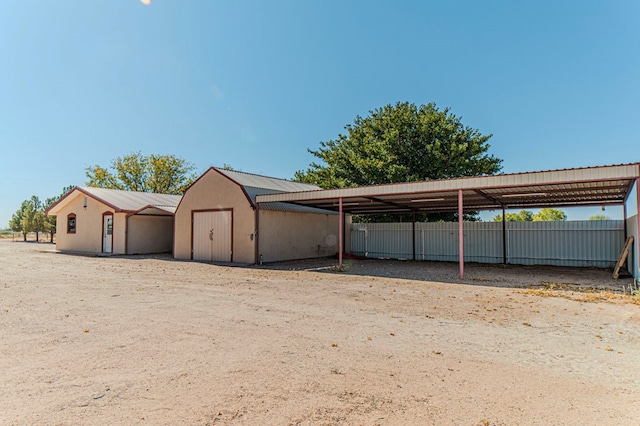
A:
[1, 0, 639, 227]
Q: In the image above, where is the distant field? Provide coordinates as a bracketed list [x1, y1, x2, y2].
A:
[0, 231, 54, 242]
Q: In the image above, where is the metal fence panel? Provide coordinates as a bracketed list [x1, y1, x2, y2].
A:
[350, 220, 624, 268]
[506, 220, 623, 267]
[351, 223, 413, 259]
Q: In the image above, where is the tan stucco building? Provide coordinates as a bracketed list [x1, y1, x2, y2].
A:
[174, 168, 340, 263]
[46, 187, 181, 255]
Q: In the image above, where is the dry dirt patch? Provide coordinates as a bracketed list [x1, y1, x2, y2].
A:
[1, 241, 639, 425]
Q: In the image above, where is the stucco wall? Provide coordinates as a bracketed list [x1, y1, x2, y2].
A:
[259, 210, 339, 263]
[112, 213, 127, 254]
[52, 192, 120, 254]
[127, 215, 174, 254]
[174, 169, 257, 262]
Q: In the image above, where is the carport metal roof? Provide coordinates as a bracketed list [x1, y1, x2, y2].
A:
[255, 163, 640, 279]
[255, 163, 640, 215]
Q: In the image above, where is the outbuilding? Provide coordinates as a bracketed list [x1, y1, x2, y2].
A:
[46, 187, 181, 255]
[173, 168, 340, 263]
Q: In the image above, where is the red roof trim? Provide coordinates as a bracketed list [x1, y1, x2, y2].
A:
[211, 168, 256, 209]
[44, 186, 122, 215]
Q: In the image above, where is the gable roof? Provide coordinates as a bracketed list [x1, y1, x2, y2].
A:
[129, 205, 178, 216]
[213, 168, 338, 214]
[46, 186, 182, 215]
[214, 168, 319, 193]
[177, 167, 334, 215]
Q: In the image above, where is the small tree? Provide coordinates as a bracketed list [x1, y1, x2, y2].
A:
[588, 214, 611, 221]
[43, 185, 74, 242]
[492, 210, 533, 222]
[9, 200, 29, 241]
[21, 196, 46, 242]
[533, 208, 567, 222]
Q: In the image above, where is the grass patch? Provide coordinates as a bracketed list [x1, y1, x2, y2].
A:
[520, 281, 640, 305]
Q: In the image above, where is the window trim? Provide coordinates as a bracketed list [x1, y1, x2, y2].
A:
[67, 213, 77, 234]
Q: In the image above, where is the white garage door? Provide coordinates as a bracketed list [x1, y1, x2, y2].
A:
[193, 210, 232, 262]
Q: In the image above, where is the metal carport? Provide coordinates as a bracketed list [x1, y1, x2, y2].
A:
[256, 163, 640, 279]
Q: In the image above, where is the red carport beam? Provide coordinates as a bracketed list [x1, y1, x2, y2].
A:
[636, 178, 640, 278]
[339, 197, 343, 269]
[458, 189, 464, 279]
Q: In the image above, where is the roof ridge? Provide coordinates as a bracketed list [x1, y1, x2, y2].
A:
[80, 186, 182, 196]
[213, 167, 317, 186]
[495, 161, 640, 178]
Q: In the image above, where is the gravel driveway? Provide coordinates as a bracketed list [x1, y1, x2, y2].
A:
[1, 240, 639, 425]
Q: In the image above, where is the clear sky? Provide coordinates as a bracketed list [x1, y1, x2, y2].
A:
[1, 1, 639, 227]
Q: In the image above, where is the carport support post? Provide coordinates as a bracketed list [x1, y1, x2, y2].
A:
[339, 197, 343, 269]
[636, 178, 640, 278]
[255, 202, 260, 264]
[458, 189, 464, 279]
[502, 206, 507, 264]
[623, 203, 627, 239]
[412, 211, 416, 261]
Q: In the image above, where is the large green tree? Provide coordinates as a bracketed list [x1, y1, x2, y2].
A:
[86, 152, 197, 194]
[295, 102, 502, 188]
[294, 102, 502, 221]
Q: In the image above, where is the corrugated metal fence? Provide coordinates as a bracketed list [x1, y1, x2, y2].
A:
[351, 220, 625, 268]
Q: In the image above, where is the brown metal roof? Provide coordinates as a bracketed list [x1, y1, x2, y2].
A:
[215, 168, 319, 193]
[255, 163, 640, 215]
[210, 168, 340, 214]
[46, 187, 182, 215]
[129, 205, 178, 216]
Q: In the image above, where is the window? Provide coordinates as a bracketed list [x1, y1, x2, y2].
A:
[67, 214, 76, 233]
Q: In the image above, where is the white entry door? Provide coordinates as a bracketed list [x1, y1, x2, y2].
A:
[103, 214, 113, 253]
[193, 211, 232, 262]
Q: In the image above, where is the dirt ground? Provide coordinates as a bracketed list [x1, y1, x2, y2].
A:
[1, 241, 639, 425]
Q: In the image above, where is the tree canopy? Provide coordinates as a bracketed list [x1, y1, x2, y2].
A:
[588, 214, 611, 221]
[86, 152, 197, 194]
[9, 200, 30, 241]
[294, 102, 502, 189]
[492, 208, 567, 222]
[43, 185, 75, 242]
[9, 186, 74, 242]
[21, 196, 45, 242]
[492, 210, 534, 222]
[533, 208, 567, 222]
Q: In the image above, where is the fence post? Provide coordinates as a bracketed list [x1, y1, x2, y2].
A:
[339, 198, 343, 269]
[412, 212, 416, 260]
[502, 207, 507, 264]
[458, 189, 464, 279]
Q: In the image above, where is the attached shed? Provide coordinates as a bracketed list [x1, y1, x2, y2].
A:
[45, 187, 181, 255]
[173, 168, 340, 263]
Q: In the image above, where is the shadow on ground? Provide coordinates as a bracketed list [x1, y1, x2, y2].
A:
[260, 257, 635, 292]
